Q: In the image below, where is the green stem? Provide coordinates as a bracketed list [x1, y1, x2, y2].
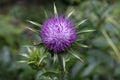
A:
[57, 54, 64, 80]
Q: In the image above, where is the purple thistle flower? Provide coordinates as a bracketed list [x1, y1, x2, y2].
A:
[41, 16, 76, 52]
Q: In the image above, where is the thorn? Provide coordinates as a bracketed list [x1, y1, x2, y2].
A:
[76, 19, 88, 27]
[67, 10, 74, 18]
[77, 30, 95, 35]
[54, 3, 58, 16]
[44, 10, 48, 18]
[27, 20, 41, 27]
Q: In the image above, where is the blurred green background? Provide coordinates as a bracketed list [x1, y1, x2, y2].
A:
[0, 0, 120, 80]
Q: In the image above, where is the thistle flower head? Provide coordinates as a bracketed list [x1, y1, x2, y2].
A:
[41, 16, 76, 52]
[21, 3, 94, 72]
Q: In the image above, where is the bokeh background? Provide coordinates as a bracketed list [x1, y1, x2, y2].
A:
[0, 0, 120, 80]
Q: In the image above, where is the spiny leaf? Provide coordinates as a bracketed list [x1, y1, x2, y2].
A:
[27, 61, 36, 64]
[102, 29, 120, 60]
[18, 61, 28, 63]
[22, 45, 32, 53]
[33, 42, 43, 46]
[65, 58, 70, 62]
[40, 70, 59, 77]
[107, 17, 120, 30]
[77, 30, 95, 35]
[79, 44, 89, 48]
[69, 49, 83, 62]
[76, 19, 88, 27]
[67, 10, 74, 18]
[23, 45, 34, 47]
[71, 53, 83, 62]
[101, 5, 113, 19]
[54, 3, 58, 16]
[44, 10, 48, 18]
[26, 27, 39, 33]
[62, 56, 67, 72]
[76, 38, 84, 42]
[42, 48, 48, 55]
[53, 53, 57, 64]
[27, 20, 41, 27]
[25, 46, 32, 53]
[20, 54, 29, 58]
[38, 48, 48, 65]
[38, 55, 46, 65]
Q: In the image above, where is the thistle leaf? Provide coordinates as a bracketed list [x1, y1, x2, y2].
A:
[101, 5, 113, 19]
[54, 3, 58, 16]
[27, 20, 41, 27]
[76, 19, 88, 27]
[102, 29, 120, 60]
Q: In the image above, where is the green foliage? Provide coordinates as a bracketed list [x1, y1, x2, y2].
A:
[0, 15, 35, 80]
[0, 15, 23, 47]
[20, 47, 48, 70]
[64, 1, 120, 80]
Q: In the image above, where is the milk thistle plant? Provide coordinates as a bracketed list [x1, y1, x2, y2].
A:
[20, 4, 94, 80]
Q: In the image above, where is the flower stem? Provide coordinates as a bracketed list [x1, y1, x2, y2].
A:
[57, 54, 65, 80]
